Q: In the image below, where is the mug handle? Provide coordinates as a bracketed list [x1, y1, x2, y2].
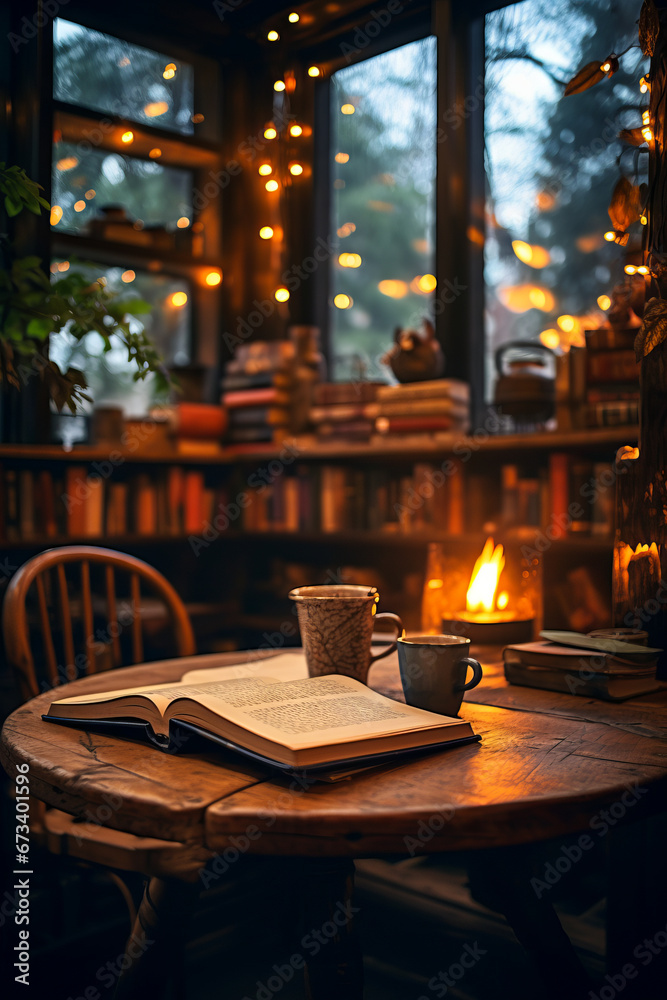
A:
[369, 613, 404, 664]
[454, 657, 483, 692]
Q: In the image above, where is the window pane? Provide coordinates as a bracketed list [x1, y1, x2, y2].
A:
[330, 37, 437, 382]
[54, 18, 195, 136]
[49, 260, 191, 416]
[52, 141, 193, 237]
[485, 0, 647, 400]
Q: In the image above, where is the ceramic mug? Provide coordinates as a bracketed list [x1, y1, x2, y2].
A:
[289, 585, 403, 683]
[397, 635, 483, 717]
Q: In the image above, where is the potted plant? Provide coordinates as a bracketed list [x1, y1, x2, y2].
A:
[0, 163, 169, 430]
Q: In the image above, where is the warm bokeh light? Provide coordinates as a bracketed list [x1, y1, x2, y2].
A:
[335, 152, 350, 163]
[466, 537, 505, 614]
[56, 156, 78, 172]
[289, 162, 303, 175]
[144, 101, 168, 118]
[625, 264, 637, 275]
[512, 240, 551, 268]
[333, 294, 352, 309]
[57, 261, 70, 272]
[597, 295, 611, 310]
[641, 214, 648, 225]
[267, 30, 279, 41]
[274, 287, 290, 302]
[339, 252, 362, 268]
[265, 179, 279, 192]
[341, 103, 355, 115]
[121, 270, 135, 283]
[604, 231, 616, 241]
[539, 328, 561, 350]
[497, 591, 509, 610]
[290, 124, 303, 137]
[601, 61, 611, 72]
[637, 265, 649, 275]
[164, 63, 176, 75]
[192, 113, 205, 124]
[288, 12, 299, 22]
[274, 80, 286, 92]
[498, 284, 556, 313]
[85, 189, 95, 200]
[121, 131, 134, 143]
[258, 163, 273, 176]
[177, 217, 190, 228]
[378, 279, 408, 298]
[149, 148, 162, 158]
[205, 271, 222, 286]
[418, 273, 437, 293]
[118, 57, 130, 68]
[259, 226, 274, 239]
[264, 125, 277, 139]
[308, 66, 320, 77]
[557, 315, 576, 333]
[50, 205, 63, 226]
[536, 190, 556, 211]
[169, 292, 188, 308]
[163, 68, 175, 80]
[337, 222, 356, 238]
[74, 200, 86, 212]
[640, 76, 649, 93]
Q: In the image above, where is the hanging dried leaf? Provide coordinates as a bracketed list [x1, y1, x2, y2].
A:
[612, 230, 630, 246]
[635, 298, 667, 361]
[639, 0, 660, 57]
[564, 60, 607, 96]
[619, 127, 647, 147]
[608, 176, 643, 232]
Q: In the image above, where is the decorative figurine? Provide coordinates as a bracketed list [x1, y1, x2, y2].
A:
[381, 319, 445, 383]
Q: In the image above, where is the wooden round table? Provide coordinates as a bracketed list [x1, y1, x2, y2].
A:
[3, 650, 667, 1000]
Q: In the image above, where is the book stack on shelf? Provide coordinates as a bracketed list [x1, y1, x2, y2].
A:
[0, 465, 217, 543]
[222, 340, 315, 447]
[373, 379, 470, 440]
[164, 403, 227, 456]
[548, 452, 615, 537]
[583, 328, 640, 428]
[308, 382, 382, 442]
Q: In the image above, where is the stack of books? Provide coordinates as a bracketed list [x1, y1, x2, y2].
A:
[584, 329, 640, 428]
[503, 630, 661, 701]
[222, 341, 298, 447]
[373, 379, 470, 440]
[308, 382, 382, 441]
[164, 403, 227, 456]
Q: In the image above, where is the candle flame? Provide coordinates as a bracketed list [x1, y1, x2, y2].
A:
[466, 537, 506, 614]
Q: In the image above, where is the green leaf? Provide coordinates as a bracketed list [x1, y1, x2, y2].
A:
[5, 194, 22, 217]
[26, 318, 53, 340]
[121, 299, 152, 315]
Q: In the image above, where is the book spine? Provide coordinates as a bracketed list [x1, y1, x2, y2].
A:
[374, 415, 454, 434]
[586, 350, 639, 383]
[223, 387, 288, 409]
[229, 406, 289, 427]
[548, 453, 569, 539]
[173, 403, 226, 439]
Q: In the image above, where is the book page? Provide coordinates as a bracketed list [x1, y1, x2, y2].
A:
[169, 674, 464, 751]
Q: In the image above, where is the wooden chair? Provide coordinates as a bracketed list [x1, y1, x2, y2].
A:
[2, 546, 198, 946]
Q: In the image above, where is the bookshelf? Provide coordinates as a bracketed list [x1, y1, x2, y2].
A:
[0, 426, 638, 643]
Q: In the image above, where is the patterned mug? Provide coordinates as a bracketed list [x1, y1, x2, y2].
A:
[289, 585, 403, 684]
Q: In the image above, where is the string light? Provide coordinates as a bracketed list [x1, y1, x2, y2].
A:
[308, 66, 320, 77]
[604, 231, 616, 241]
[600, 61, 611, 72]
[177, 217, 190, 228]
[274, 287, 290, 302]
[335, 152, 350, 163]
[267, 30, 279, 41]
[121, 131, 134, 143]
[288, 12, 299, 22]
[625, 265, 637, 275]
[641, 215, 648, 225]
[163, 63, 176, 79]
[341, 103, 355, 115]
[121, 270, 135, 283]
[74, 200, 86, 212]
[334, 294, 352, 308]
[339, 253, 362, 268]
[265, 179, 279, 192]
[264, 125, 277, 139]
[643, 110, 650, 124]
[418, 273, 437, 292]
[642, 126, 653, 142]
[290, 124, 303, 137]
[640, 74, 650, 93]
[205, 271, 222, 286]
[169, 292, 188, 307]
[289, 162, 303, 175]
[597, 295, 611, 310]
[636, 265, 649, 275]
[274, 80, 286, 92]
[258, 163, 273, 175]
[259, 226, 274, 239]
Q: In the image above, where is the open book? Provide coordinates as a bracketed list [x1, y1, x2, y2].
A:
[44, 653, 478, 770]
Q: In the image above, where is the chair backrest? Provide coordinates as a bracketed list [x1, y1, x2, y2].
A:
[3, 546, 196, 701]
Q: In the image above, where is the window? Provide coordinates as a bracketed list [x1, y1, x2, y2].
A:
[50, 18, 221, 416]
[484, 0, 647, 400]
[329, 37, 437, 382]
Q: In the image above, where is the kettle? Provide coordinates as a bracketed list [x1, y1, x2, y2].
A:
[493, 340, 556, 424]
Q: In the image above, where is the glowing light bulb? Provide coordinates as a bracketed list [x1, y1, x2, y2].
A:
[121, 131, 134, 143]
[625, 265, 637, 275]
[557, 315, 576, 332]
[121, 270, 135, 283]
[418, 273, 437, 293]
[643, 110, 651, 124]
[177, 217, 190, 228]
[259, 226, 274, 239]
[264, 125, 277, 139]
[335, 152, 349, 163]
[290, 124, 303, 137]
[74, 200, 86, 212]
[339, 253, 362, 268]
[308, 66, 320, 77]
[170, 292, 188, 307]
[267, 30, 279, 41]
[604, 231, 616, 241]
[640, 75, 650, 93]
[274, 80, 286, 92]
[601, 61, 611, 72]
[341, 103, 355, 115]
[265, 179, 279, 192]
[50, 206, 63, 225]
[259, 163, 273, 176]
[149, 148, 162, 158]
[163, 68, 175, 80]
[637, 265, 649, 275]
[641, 215, 648, 225]
[643, 126, 653, 142]
[205, 271, 222, 286]
[597, 295, 611, 310]
[288, 12, 299, 22]
[289, 162, 303, 175]
[274, 287, 290, 302]
[333, 294, 352, 309]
